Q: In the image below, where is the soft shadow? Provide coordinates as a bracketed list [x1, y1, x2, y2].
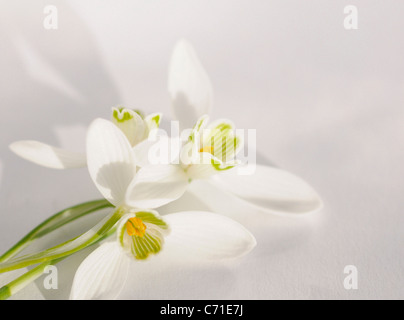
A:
[94, 162, 136, 204]
[0, 2, 121, 298]
[170, 92, 201, 131]
[186, 178, 322, 258]
[120, 254, 238, 300]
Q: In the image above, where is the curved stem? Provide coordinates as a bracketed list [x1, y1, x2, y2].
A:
[0, 258, 64, 300]
[0, 228, 116, 300]
[0, 199, 113, 263]
[0, 207, 124, 273]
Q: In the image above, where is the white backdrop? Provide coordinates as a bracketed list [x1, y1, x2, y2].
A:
[0, 0, 403, 299]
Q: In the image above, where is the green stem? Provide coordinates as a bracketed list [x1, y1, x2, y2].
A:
[0, 258, 64, 300]
[0, 199, 113, 263]
[0, 228, 116, 300]
[0, 207, 124, 273]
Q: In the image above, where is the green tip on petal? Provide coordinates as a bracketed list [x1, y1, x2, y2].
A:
[145, 113, 162, 132]
[189, 115, 209, 142]
[112, 107, 134, 123]
[211, 158, 237, 171]
[151, 114, 160, 125]
[112, 107, 145, 122]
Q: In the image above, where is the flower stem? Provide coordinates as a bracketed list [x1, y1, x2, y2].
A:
[0, 228, 116, 300]
[0, 207, 124, 273]
[0, 199, 113, 263]
[0, 257, 64, 300]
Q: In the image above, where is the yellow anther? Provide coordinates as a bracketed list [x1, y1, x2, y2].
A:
[199, 145, 214, 154]
[126, 217, 147, 237]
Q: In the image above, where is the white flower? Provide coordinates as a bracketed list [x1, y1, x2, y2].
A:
[9, 39, 323, 217]
[136, 114, 243, 177]
[8, 106, 161, 169]
[69, 118, 256, 300]
[138, 39, 324, 217]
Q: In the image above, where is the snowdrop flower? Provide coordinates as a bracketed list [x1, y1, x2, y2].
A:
[180, 115, 243, 179]
[9, 39, 323, 217]
[9, 107, 161, 169]
[165, 39, 323, 217]
[69, 117, 256, 300]
[138, 114, 242, 180]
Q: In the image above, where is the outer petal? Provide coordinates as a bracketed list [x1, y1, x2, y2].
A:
[69, 242, 130, 300]
[133, 135, 181, 167]
[125, 164, 188, 209]
[212, 164, 323, 216]
[87, 118, 137, 206]
[132, 138, 156, 167]
[168, 39, 213, 129]
[164, 211, 256, 260]
[9, 140, 86, 169]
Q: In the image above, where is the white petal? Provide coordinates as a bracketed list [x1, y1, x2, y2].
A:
[9, 141, 86, 169]
[212, 164, 323, 216]
[69, 242, 130, 300]
[125, 164, 188, 209]
[134, 135, 183, 167]
[132, 138, 156, 167]
[87, 118, 137, 206]
[186, 164, 217, 180]
[164, 211, 256, 260]
[168, 39, 213, 129]
[186, 152, 221, 180]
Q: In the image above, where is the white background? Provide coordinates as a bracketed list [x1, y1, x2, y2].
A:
[0, 0, 403, 299]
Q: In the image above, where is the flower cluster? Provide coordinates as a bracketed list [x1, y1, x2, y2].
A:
[0, 40, 322, 300]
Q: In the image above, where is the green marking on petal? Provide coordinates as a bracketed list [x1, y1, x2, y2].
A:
[189, 115, 209, 142]
[112, 108, 134, 123]
[117, 211, 169, 261]
[213, 122, 233, 132]
[135, 211, 169, 230]
[112, 107, 145, 122]
[202, 121, 242, 163]
[145, 113, 162, 132]
[151, 114, 160, 126]
[131, 231, 164, 260]
[210, 158, 236, 171]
